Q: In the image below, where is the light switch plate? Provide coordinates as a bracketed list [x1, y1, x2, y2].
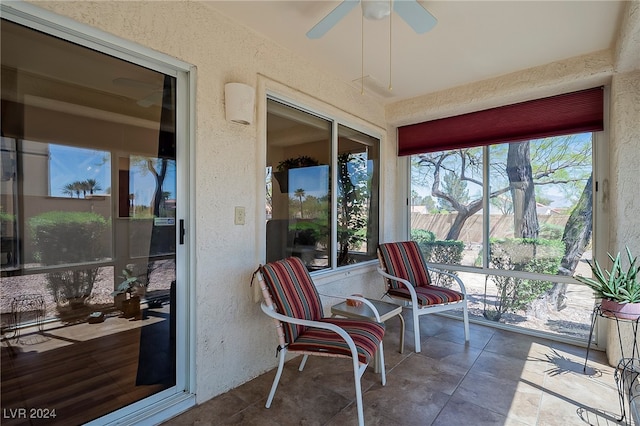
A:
[234, 206, 245, 225]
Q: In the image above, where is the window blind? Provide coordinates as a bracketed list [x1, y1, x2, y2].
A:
[397, 87, 604, 156]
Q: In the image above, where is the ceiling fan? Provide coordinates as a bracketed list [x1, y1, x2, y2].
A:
[306, 0, 437, 39]
[113, 77, 166, 108]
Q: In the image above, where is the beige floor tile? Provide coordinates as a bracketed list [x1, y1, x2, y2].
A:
[163, 315, 624, 426]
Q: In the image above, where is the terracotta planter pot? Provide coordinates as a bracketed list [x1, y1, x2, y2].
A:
[601, 299, 640, 320]
[121, 295, 141, 319]
[601, 301, 640, 366]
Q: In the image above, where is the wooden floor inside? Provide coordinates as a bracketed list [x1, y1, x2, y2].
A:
[1, 307, 173, 425]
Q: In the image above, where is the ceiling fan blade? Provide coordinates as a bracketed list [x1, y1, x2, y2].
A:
[137, 91, 163, 108]
[306, 0, 360, 39]
[113, 77, 161, 91]
[393, 0, 437, 34]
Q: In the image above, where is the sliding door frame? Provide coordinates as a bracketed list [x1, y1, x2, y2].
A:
[1, 2, 197, 424]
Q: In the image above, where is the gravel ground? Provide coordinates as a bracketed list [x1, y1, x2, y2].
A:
[1, 260, 175, 329]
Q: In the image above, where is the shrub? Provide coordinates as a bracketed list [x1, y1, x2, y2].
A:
[484, 238, 564, 321]
[539, 223, 564, 240]
[29, 211, 109, 305]
[410, 231, 464, 287]
[411, 229, 436, 260]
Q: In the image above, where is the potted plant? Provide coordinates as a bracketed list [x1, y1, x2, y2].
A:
[111, 265, 144, 319]
[273, 155, 319, 193]
[573, 247, 640, 319]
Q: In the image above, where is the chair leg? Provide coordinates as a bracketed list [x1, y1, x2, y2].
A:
[463, 301, 470, 342]
[413, 308, 421, 353]
[378, 341, 386, 386]
[298, 354, 309, 371]
[353, 359, 366, 426]
[266, 348, 287, 408]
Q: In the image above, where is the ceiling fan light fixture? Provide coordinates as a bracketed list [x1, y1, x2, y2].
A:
[362, 1, 391, 20]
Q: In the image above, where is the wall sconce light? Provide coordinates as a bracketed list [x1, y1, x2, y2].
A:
[224, 82, 255, 125]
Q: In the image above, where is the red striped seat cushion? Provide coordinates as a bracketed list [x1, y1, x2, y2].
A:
[388, 285, 464, 306]
[378, 241, 464, 306]
[289, 318, 385, 364]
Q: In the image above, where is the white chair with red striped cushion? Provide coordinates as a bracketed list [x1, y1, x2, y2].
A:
[377, 241, 469, 353]
[254, 256, 385, 426]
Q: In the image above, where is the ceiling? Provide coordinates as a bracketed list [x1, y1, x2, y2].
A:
[203, 0, 626, 103]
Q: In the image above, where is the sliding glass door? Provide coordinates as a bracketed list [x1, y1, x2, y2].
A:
[1, 19, 186, 424]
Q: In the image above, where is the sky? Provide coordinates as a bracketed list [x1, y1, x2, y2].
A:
[49, 144, 176, 206]
[410, 133, 593, 210]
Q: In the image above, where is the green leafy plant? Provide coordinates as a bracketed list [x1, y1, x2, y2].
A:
[411, 229, 436, 259]
[484, 238, 564, 321]
[421, 239, 464, 288]
[276, 155, 319, 172]
[111, 265, 144, 297]
[29, 211, 109, 306]
[573, 247, 640, 303]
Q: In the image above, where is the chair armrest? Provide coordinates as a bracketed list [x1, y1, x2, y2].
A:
[260, 301, 360, 361]
[376, 267, 419, 306]
[428, 268, 467, 295]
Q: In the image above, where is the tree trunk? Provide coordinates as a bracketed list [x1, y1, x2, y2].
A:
[150, 158, 168, 216]
[444, 199, 484, 240]
[507, 142, 539, 238]
[547, 174, 593, 310]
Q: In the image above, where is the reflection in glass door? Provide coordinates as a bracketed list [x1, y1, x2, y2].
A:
[1, 20, 180, 424]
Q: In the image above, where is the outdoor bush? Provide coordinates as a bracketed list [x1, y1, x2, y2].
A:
[29, 211, 109, 305]
[539, 222, 564, 241]
[0, 207, 16, 233]
[419, 239, 464, 288]
[484, 238, 564, 321]
[411, 229, 436, 260]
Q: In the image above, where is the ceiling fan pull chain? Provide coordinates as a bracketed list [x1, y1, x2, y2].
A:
[361, 9, 365, 95]
[389, 0, 392, 91]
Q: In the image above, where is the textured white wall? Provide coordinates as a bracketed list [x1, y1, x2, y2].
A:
[610, 70, 640, 258]
[28, 0, 388, 403]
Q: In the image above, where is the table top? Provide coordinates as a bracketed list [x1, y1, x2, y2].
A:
[331, 298, 402, 322]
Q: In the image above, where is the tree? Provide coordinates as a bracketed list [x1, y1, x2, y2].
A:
[547, 174, 593, 310]
[131, 156, 175, 217]
[83, 178, 102, 195]
[413, 135, 591, 241]
[293, 188, 305, 218]
[414, 135, 593, 315]
[62, 182, 76, 198]
[414, 149, 510, 240]
[148, 158, 170, 217]
[337, 153, 368, 265]
[507, 142, 539, 238]
[438, 171, 469, 212]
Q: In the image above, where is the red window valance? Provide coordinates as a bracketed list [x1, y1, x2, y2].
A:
[397, 87, 604, 156]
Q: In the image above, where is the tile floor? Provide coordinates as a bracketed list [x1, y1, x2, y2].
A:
[164, 312, 626, 425]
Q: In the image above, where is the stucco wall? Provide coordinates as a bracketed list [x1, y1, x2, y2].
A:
[27, 0, 388, 404]
[610, 70, 640, 257]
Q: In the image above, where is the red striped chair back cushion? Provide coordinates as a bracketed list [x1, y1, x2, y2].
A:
[259, 257, 323, 343]
[378, 241, 432, 288]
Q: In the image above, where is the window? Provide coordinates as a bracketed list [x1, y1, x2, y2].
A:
[404, 88, 604, 342]
[266, 99, 379, 271]
[410, 134, 596, 340]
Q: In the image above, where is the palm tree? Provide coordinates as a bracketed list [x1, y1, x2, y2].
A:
[64, 181, 84, 198]
[62, 183, 76, 198]
[294, 188, 305, 219]
[83, 178, 102, 195]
